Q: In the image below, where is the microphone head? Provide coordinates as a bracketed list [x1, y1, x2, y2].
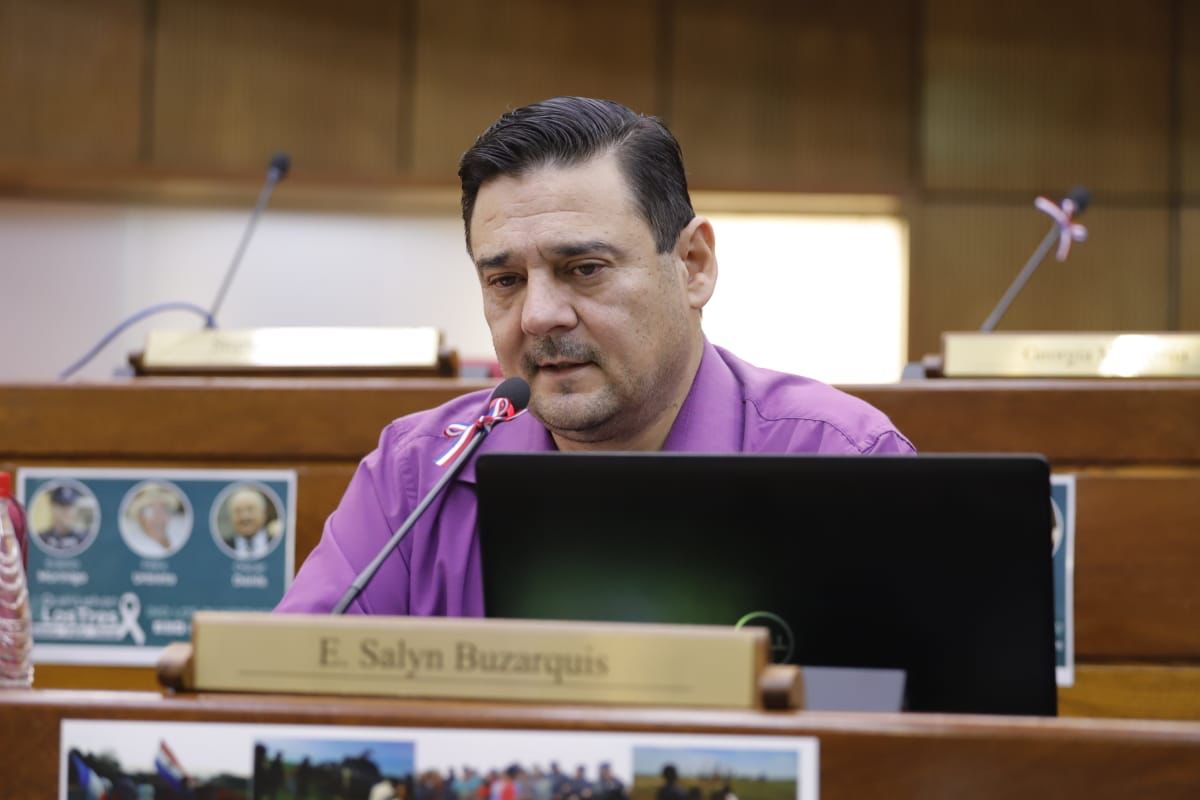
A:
[268, 152, 292, 180]
[491, 376, 531, 412]
[1065, 185, 1090, 215]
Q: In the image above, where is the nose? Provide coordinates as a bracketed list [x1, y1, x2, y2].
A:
[520, 272, 577, 336]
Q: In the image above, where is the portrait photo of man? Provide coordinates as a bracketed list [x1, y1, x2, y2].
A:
[118, 481, 193, 559]
[213, 483, 284, 561]
[29, 482, 100, 557]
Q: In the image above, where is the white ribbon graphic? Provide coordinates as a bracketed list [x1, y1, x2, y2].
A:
[117, 592, 147, 645]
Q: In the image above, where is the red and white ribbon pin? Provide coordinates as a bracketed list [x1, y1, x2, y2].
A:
[434, 397, 524, 466]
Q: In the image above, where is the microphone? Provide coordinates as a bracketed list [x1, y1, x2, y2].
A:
[980, 186, 1090, 332]
[207, 151, 292, 325]
[330, 377, 531, 614]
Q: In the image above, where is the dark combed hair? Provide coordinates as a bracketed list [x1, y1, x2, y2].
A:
[458, 96, 694, 255]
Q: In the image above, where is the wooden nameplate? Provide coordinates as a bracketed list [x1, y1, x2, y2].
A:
[157, 612, 803, 710]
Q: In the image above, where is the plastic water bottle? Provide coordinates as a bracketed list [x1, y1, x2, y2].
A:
[0, 471, 33, 687]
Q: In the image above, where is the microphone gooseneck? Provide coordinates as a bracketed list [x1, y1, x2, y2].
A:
[207, 151, 292, 325]
[979, 187, 1090, 333]
[330, 378, 531, 615]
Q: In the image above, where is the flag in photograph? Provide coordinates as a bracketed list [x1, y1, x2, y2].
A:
[155, 739, 191, 792]
[70, 751, 111, 799]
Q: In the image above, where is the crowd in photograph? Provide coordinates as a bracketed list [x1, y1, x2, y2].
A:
[415, 762, 629, 800]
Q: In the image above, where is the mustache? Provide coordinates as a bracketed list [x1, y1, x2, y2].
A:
[521, 338, 599, 372]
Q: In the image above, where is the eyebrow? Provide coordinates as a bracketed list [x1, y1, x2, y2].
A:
[551, 240, 626, 260]
[475, 240, 626, 271]
[476, 251, 513, 271]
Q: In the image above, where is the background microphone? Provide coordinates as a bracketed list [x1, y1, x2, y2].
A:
[1064, 186, 1090, 215]
[207, 151, 292, 325]
[980, 185, 1090, 333]
[331, 377, 531, 615]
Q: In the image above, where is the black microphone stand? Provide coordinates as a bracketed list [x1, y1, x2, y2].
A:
[208, 152, 292, 325]
[979, 225, 1063, 333]
[330, 431, 488, 615]
[331, 378, 530, 614]
[980, 187, 1089, 333]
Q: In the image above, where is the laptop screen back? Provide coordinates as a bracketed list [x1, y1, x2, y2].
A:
[476, 453, 1057, 716]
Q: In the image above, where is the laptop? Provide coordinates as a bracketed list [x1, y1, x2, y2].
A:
[476, 453, 1057, 716]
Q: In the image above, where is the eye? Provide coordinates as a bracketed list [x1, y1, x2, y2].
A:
[486, 273, 523, 289]
[571, 262, 605, 278]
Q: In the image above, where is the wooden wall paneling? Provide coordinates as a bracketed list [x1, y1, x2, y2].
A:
[4, 379, 1196, 466]
[1062, 665, 1200, 721]
[669, 0, 913, 192]
[907, 204, 1170, 359]
[1183, 209, 1200, 329]
[922, 0, 1171, 195]
[1180, 0, 1200, 199]
[410, 0, 659, 181]
[151, 0, 411, 176]
[0, 0, 144, 165]
[848, 382, 1200, 464]
[292, 462, 352, 560]
[0, 379, 490, 460]
[1072, 471, 1200, 660]
[33, 664, 159, 691]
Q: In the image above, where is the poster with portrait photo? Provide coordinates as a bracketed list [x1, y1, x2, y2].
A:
[18, 466, 296, 667]
[1051, 474, 1076, 688]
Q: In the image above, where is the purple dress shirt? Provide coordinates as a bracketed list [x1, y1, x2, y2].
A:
[276, 341, 914, 616]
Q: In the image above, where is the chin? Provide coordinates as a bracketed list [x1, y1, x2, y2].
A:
[531, 393, 619, 436]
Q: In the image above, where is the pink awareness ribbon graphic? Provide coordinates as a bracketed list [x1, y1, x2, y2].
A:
[1034, 195, 1088, 261]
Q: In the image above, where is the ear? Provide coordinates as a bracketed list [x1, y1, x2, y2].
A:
[674, 216, 717, 310]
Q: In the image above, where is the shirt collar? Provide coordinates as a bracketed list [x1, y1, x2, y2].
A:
[660, 338, 744, 453]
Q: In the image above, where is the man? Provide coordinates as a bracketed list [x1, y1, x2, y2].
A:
[655, 766, 687, 800]
[122, 483, 189, 558]
[225, 487, 274, 559]
[278, 96, 913, 615]
[595, 763, 627, 800]
[37, 484, 89, 552]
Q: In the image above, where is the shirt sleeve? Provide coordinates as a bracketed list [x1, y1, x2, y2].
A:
[863, 428, 917, 455]
[275, 424, 413, 615]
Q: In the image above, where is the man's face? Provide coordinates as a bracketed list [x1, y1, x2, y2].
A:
[230, 492, 266, 537]
[471, 152, 701, 446]
[50, 502, 75, 531]
[138, 500, 169, 537]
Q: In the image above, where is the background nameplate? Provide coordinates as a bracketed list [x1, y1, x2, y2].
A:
[943, 332, 1200, 378]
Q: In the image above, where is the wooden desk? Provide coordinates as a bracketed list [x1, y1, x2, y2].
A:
[2, 690, 1199, 798]
[2, 378, 1198, 718]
